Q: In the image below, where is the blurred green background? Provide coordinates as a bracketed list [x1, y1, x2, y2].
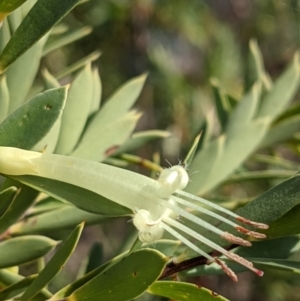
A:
[40, 1, 300, 300]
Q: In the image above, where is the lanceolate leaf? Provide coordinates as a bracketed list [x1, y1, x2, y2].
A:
[71, 111, 141, 161]
[0, 180, 38, 235]
[9, 205, 106, 235]
[56, 50, 101, 80]
[55, 64, 93, 155]
[0, 18, 11, 52]
[0, 87, 67, 149]
[188, 118, 270, 194]
[0, 186, 18, 218]
[0, 269, 52, 301]
[89, 68, 101, 115]
[263, 204, 300, 239]
[249, 39, 272, 90]
[0, 275, 37, 301]
[6, 35, 48, 114]
[21, 223, 84, 300]
[12, 175, 132, 216]
[87, 73, 146, 129]
[65, 249, 167, 301]
[0, 0, 28, 21]
[148, 281, 229, 301]
[113, 130, 170, 156]
[210, 78, 230, 132]
[42, 26, 92, 56]
[0, 0, 82, 72]
[0, 74, 9, 122]
[236, 172, 300, 225]
[256, 53, 300, 120]
[259, 114, 300, 148]
[251, 258, 300, 273]
[0, 235, 58, 268]
[50, 252, 128, 300]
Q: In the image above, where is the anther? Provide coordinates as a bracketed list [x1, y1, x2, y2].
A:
[214, 258, 238, 282]
[235, 226, 267, 239]
[236, 216, 269, 229]
[222, 232, 252, 247]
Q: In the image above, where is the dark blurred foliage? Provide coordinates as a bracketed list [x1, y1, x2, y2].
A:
[48, 1, 300, 300]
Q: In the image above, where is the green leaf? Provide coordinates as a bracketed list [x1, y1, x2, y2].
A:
[0, 18, 11, 52]
[55, 64, 93, 155]
[0, 0, 28, 21]
[21, 223, 84, 301]
[11, 175, 132, 216]
[56, 50, 101, 80]
[6, 35, 48, 114]
[188, 118, 270, 194]
[41, 68, 60, 89]
[28, 197, 64, 215]
[43, 26, 92, 56]
[195, 114, 214, 152]
[0, 0, 82, 72]
[256, 52, 300, 120]
[0, 74, 9, 123]
[0, 269, 51, 301]
[259, 114, 300, 148]
[226, 82, 262, 132]
[9, 205, 106, 235]
[251, 258, 300, 273]
[251, 154, 300, 169]
[71, 111, 141, 161]
[89, 68, 102, 115]
[249, 39, 272, 90]
[33, 70, 62, 152]
[0, 275, 37, 301]
[88, 73, 146, 129]
[148, 281, 230, 301]
[0, 268, 23, 287]
[223, 170, 297, 184]
[236, 236, 300, 259]
[84, 243, 104, 274]
[183, 133, 201, 167]
[0, 87, 67, 149]
[210, 78, 230, 132]
[237, 173, 300, 225]
[0, 180, 38, 235]
[65, 249, 167, 301]
[143, 239, 182, 257]
[0, 186, 18, 218]
[113, 130, 170, 156]
[7, 2, 23, 32]
[0, 235, 58, 268]
[50, 252, 128, 300]
[263, 204, 300, 239]
[52, 241, 178, 300]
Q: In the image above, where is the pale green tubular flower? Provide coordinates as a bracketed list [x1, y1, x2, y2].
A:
[0, 146, 269, 282]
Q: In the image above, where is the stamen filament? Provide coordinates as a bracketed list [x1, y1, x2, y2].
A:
[173, 195, 263, 240]
[159, 198, 250, 247]
[161, 222, 214, 261]
[162, 221, 238, 281]
[176, 190, 268, 230]
[163, 216, 263, 276]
